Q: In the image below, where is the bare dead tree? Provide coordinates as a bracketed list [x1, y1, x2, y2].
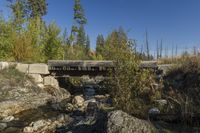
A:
[145, 30, 150, 60]
[140, 44, 143, 54]
[165, 46, 168, 58]
[156, 40, 159, 60]
[172, 45, 174, 60]
[160, 40, 163, 58]
[193, 46, 197, 56]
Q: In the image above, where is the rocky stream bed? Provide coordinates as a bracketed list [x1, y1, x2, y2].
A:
[0, 66, 199, 133]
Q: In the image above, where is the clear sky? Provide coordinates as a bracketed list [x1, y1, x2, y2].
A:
[1, 0, 200, 54]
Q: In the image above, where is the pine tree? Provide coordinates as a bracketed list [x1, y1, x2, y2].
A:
[8, 0, 26, 31]
[26, 0, 47, 18]
[73, 0, 87, 25]
[86, 35, 90, 54]
[71, 0, 87, 45]
[8, 0, 47, 19]
[96, 34, 105, 55]
[43, 22, 64, 61]
[77, 25, 86, 46]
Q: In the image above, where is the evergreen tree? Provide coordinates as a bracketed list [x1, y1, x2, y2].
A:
[26, 0, 47, 18]
[96, 34, 104, 56]
[0, 16, 13, 60]
[77, 25, 86, 46]
[73, 0, 87, 25]
[86, 35, 90, 54]
[8, 0, 47, 20]
[8, 0, 26, 31]
[42, 22, 64, 61]
[71, 0, 87, 45]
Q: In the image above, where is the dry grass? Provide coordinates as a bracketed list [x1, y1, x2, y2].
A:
[158, 55, 200, 65]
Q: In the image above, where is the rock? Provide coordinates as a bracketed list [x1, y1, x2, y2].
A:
[65, 103, 74, 112]
[84, 98, 96, 108]
[2, 116, 15, 122]
[152, 83, 159, 90]
[44, 76, 59, 87]
[4, 127, 20, 133]
[154, 99, 167, 106]
[107, 110, 156, 133]
[16, 63, 29, 73]
[84, 86, 95, 97]
[23, 126, 33, 133]
[28, 74, 43, 83]
[72, 96, 84, 107]
[51, 103, 62, 110]
[0, 62, 9, 70]
[0, 68, 70, 118]
[86, 102, 98, 116]
[57, 114, 70, 123]
[0, 123, 7, 131]
[31, 119, 51, 131]
[37, 83, 44, 89]
[148, 107, 160, 115]
[29, 63, 49, 75]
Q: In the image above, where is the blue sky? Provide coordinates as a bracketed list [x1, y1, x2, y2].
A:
[1, 0, 200, 54]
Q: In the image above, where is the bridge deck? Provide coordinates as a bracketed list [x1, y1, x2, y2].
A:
[48, 60, 115, 76]
[48, 60, 159, 76]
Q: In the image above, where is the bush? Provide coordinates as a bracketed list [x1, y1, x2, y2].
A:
[104, 28, 161, 119]
[164, 57, 200, 114]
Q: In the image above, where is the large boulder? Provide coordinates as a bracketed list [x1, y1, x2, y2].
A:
[0, 62, 9, 70]
[107, 110, 156, 133]
[29, 64, 49, 75]
[0, 69, 70, 117]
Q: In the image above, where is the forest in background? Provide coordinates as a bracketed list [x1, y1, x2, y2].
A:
[0, 0, 151, 62]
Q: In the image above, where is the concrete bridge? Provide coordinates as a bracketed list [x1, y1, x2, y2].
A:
[1, 60, 172, 78]
[48, 60, 115, 77]
[48, 60, 162, 77]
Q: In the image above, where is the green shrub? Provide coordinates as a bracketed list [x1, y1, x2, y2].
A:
[104, 28, 161, 119]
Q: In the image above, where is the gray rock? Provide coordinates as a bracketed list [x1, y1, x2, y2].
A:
[154, 99, 167, 106]
[4, 127, 20, 133]
[31, 119, 51, 131]
[65, 103, 74, 112]
[28, 74, 43, 83]
[57, 114, 70, 122]
[37, 83, 44, 89]
[2, 116, 15, 122]
[86, 102, 98, 116]
[23, 126, 33, 133]
[107, 110, 156, 133]
[148, 107, 160, 114]
[0, 123, 7, 131]
[44, 76, 59, 87]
